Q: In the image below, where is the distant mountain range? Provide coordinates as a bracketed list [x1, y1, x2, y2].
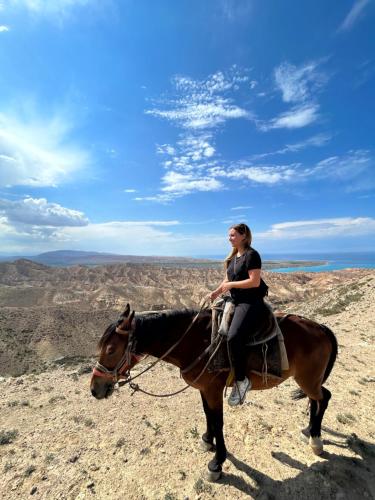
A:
[0, 249, 328, 270]
[0, 250, 219, 266]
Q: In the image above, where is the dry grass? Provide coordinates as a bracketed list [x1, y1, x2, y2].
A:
[0, 430, 18, 445]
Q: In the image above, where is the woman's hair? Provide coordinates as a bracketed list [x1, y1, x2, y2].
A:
[224, 223, 252, 269]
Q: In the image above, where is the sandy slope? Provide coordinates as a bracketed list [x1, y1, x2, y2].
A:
[0, 269, 374, 499]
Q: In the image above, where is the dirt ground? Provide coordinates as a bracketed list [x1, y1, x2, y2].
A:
[1, 270, 374, 499]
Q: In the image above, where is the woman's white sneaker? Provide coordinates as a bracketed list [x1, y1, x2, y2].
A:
[228, 377, 251, 406]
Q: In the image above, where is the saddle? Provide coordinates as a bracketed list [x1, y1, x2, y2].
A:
[209, 297, 289, 379]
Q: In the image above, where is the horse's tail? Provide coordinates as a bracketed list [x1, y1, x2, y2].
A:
[291, 324, 338, 400]
[320, 324, 338, 384]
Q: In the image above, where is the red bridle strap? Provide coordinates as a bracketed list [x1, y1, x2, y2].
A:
[92, 352, 145, 382]
[92, 367, 113, 379]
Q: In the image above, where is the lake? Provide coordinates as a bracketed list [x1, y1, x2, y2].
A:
[195, 252, 375, 273]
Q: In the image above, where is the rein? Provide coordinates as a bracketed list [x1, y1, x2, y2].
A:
[93, 298, 215, 397]
[128, 334, 224, 397]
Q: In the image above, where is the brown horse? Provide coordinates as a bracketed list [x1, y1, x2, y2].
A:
[91, 304, 337, 481]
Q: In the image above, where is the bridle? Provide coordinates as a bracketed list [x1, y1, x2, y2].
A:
[93, 325, 144, 383]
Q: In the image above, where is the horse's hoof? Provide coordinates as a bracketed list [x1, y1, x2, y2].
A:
[309, 436, 323, 455]
[205, 469, 222, 482]
[200, 439, 214, 452]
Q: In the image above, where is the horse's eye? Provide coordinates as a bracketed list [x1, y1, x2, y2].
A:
[106, 346, 115, 355]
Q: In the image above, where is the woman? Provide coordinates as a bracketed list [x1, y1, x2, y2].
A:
[210, 223, 268, 406]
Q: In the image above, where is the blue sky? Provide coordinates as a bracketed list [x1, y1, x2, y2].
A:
[0, 0, 374, 257]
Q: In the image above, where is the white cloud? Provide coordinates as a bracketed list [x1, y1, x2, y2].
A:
[314, 149, 372, 181]
[161, 171, 223, 194]
[0, 196, 89, 251]
[231, 206, 252, 210]
[259, 104, 319, 130]
[147, 100, 249, 130]
[0, 25, 9, 32]
[338, 0, 370, 32]
[157, 134, 216, 168]
[58, 221, 180, 250]
[211, 164, 298, 185]
[204, 146, 215, 157]
[178, 135, 216, 159]
[257, 217, 375, 240]
[282, 133, 331, 152]
[124, 188, 137, 193]
[134, 194, 176, 204]
[261, 60, 328, 131]
[0, 111, 89, 187]
[210, 149, 373, 188]
[274, 61, 325, 103]
[146, 69, 251, 130]
[0, 197, 88, 227]
[0, 216, 184, 255]
[153, 132, 219, 197]
[157, 144, 176, 156]
[134, 169, 223, 203]
[251, 133, 331, 160]
[142, 146, 373, 203]
[175, 134, 216, 164]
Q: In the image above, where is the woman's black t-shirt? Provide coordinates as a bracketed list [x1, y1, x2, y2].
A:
[226, 247, 267, 303]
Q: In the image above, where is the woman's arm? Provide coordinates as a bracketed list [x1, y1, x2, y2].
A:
[221, 269, 261, 293]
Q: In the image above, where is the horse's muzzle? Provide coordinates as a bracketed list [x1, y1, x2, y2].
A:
[90, 376, 114, 399]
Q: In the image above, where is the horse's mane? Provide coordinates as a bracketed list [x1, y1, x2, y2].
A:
[135, 308, 199, 334]
[97, 308, 201, 349]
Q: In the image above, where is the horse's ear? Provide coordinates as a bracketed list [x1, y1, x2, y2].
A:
[118, 309, 135, 332]
[122, 304, 130, 318]
[128, 310, 135, 325]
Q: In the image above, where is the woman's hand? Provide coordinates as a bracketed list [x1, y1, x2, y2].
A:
[210, 281, 234, 300]
[210, 288, 222, 301]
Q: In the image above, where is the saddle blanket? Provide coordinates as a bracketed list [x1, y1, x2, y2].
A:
[208, 298, 289, 379]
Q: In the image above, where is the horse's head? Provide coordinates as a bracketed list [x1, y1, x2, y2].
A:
[90, 303, 138, 400]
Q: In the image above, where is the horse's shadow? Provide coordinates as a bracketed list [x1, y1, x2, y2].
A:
[219, 429, 375, 499]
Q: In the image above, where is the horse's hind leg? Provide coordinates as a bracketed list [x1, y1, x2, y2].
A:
[309, 387, 332, 455]
[301, 387, 332, 455]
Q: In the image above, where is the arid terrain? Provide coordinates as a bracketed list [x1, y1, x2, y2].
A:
[0, 260, 374, 499]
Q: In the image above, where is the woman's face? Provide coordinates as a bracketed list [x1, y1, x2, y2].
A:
[228, 228, 246, 248]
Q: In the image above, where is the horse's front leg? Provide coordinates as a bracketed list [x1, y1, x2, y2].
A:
[200, 391, 215, 451]
[201, 390, 227, 481]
